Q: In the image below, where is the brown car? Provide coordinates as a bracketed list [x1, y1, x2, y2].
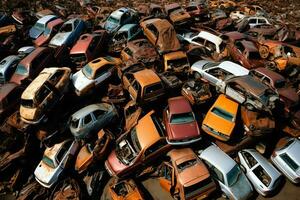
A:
[159, 148, 216, 200]
[120, 39, 159, 67]
[164, 3, 191, 26]
[140, 18, 181, 54]
[10, 47, 54, 85]
[0, 83, 24, 122]
[122, 68, 165, 104]
[105, 110, 171, 178]
[20, 67, 71, 124]
[250, 67, 299, 112]
[70, 31, 108, 67]
[108, 178, 144, 200]
[241, 106, 275, 137]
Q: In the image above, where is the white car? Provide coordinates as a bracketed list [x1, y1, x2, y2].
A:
[34, 139, 80, 188]
[180, 31, 226, 54]
[244, 16, 271, 28]
[191, 60, 249, 92]
[229, 11, 247, 22]
[238, 149, 282, 196]
[199, 145, 253, 200]
[271, 138, 300, 184]
[71, 57, 121, 96]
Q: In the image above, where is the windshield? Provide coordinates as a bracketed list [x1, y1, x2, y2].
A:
[170, 112, 194, 124]
[212, 107, 234, 122]
[44, 26, 52, 36]
[42, 155, 56, 168]
[15, 64, 28, 75]
[108, 16, 120, 24]
[177, 158, 197, 172]
[203, 62, 218, 70]
[227, 165, 241, 187]
[82, 64, 93, 79]
[116, 128, 141, 165]
[167, 57, 188, 69]
[274, 80, 286, 88]
[34, 22, 44, 31]
[21, 99, 34, 108]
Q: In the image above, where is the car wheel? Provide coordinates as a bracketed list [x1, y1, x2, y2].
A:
[259, 45, 269, 59]
[265, 61, 277, 71]
[194, 72, 202, 79]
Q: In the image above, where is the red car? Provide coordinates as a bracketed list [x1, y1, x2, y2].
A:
[69, 31, 108, 67]
[163, 96, 201, 145]
[10, 47, 54, 85]
[34, 18, 64, 47]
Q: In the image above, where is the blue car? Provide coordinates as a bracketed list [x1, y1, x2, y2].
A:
[104, 7, 139, 34]
[29, 15, 57, 40]
[49, 18, 86, 47]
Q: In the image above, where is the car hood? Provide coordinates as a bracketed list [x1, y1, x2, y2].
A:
[34, 161, 57, 186]
[72, 70, 93, 92]
[170, 11, 190, 23]
[50, 32, 71, 46]
[29, 27, 43, 40]
[229, 173, 252, 200]
[20, 106, 40, 122]
[204, 112, 235, 136]
[106, 150, 128, 176]
[168, 121, 200, 141]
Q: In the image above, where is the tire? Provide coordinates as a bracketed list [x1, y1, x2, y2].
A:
[259, 45, 269, 59]
[265, 61, 277, 71]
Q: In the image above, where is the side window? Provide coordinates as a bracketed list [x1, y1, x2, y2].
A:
[235, 42, 245, 53]
[73, 20, 79, 28]
[147, 24, 158, 36]
[48, 70, 64, 86]
[241, 151, 258, 168]
[213, 166, 224, 183]
[132, 80, 141, 92]
[35, 84, 52, 104]
[248, 18, 257, 24]
[205, 41, 216, 52]
[258, 19, 266, 23]
[229, 83, 245, 95]
[83, 114, 93, 125]
[125, 73, 134, 83]
[262, 77, 271, 86]
[125, 104, 138, 116]
[95, 64, 113, 78]
[192, 37, 205, 45]
[144, 139, 166, 157]
[88, 36, 100, 52]
[93, 109, 105, 119]
[56, 140, 72, 163]
[6, 61, 18, 80]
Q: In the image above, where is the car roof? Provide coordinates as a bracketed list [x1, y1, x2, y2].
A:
[19, 47, 48, 67]
[21, 67, 59, 100]
[213, 94, 239, 114]
[168, 148, 196, 164]
[36, 15, 57, 24]
[227, 75, 269, 96]
[197, 31, 222, 45]
[71, 103, 109, 119]
[218, 61, 249, 76]
[70, 33, 94, 54]
[253, 67, 285, 83]
[47, 18, 64, 28]
[240, 40, 258, 52]
[168, 96, 192, 115]
[110, 7, 129, 19]
[136, 111, 162, 149]
[0, 55, 20, 73]
[133, 69, 161, 87]
[86, 57, 118, 71]
[164, 51, 186, 60]
[0, 83, 18, 101]
[200, 145, 236, 174]
[285, 139, 300, 166]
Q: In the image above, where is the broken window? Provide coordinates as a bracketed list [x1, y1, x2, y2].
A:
[253, 165, 271, 186]
[93, 109, 105, 119]
[144, 139, 166, 157]
[242, 151, 258, 168]
[60, 23, 73, 33]
[35, 84, 52, 104]
[144, 83, 163, 95]
[83, 114, 93, 125]
[48, 70, 64, 86]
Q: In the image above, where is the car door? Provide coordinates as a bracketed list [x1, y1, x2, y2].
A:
[225, 82, 246, 103]
[94, 64, 113, 86]
[204, 67, 222, 86]
[159, 162, 175, 193]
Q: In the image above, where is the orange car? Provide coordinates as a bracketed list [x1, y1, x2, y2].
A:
[202, 94, 238, 141]
[122, 69, 165, 104]
[159, 148, 216, 200]
[109, 178, 144, 200]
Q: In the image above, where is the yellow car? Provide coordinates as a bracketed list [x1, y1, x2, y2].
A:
[202, 94, 238, 141]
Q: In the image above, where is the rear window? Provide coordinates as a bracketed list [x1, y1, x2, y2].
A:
[144, 83, 163, 95]
[177, 158, 197, 171]
[15, 64, 28, 75]
[253, 165, 271, 187]
[42, 155, 56, 168]
[211, 107, 234, 122]
[170, 112, 194, 124]
[21, 99, 34, 108]
[184, 177, 214, 199]
[280, 153, 299, 171]
[82, 64, 93, 79]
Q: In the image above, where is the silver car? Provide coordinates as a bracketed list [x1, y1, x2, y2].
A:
[34, 139, 80, 188]
[271, 138, 300, 184]
[69, 103, 118, 139]
[0, 55, 20, 84]
[199, 145, 253, 200]
[238, 149, 282, 196]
